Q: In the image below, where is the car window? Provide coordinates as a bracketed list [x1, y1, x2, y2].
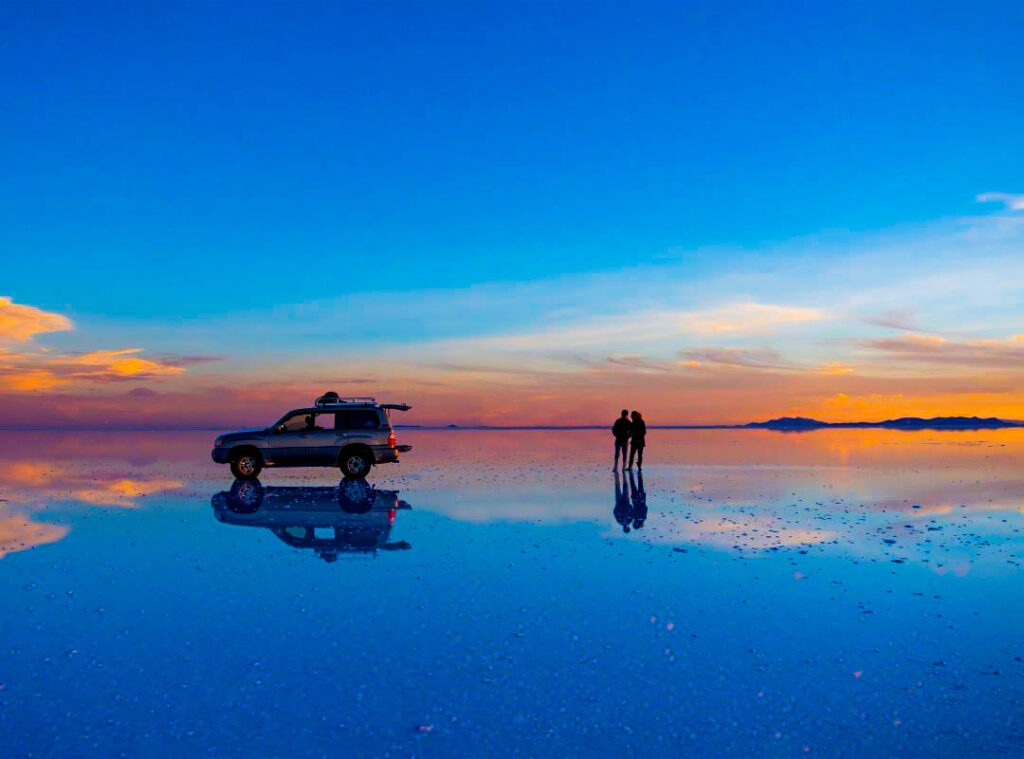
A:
[280, 412, 334, 432]
[338, 410, 380, 429]
[279, 413, 311, 432]
[313, 412, 336, 430]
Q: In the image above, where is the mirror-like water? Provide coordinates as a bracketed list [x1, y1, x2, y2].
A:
[1, 429, 1021, 756]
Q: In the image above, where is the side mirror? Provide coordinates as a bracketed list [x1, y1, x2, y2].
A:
[273, 424, 285, 433]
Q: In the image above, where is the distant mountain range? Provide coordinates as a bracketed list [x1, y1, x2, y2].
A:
[745, 416, 1023, 430]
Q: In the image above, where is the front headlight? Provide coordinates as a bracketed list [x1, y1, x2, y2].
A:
[214, 438, 224, 447]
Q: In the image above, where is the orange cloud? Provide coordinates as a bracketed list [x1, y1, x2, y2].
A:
[0, 297, 73, 342]
[0, 348, 185, 391]
[0, 299, 192, 393]
[0, 366, 63, 391]
[58, 349, 187, 379]
[801, 390, 1024, 422]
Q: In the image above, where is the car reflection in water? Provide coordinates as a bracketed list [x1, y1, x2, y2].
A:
[211, 478, 412, 562]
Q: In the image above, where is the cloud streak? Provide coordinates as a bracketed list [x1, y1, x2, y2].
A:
[0, 297, 73, 342]
[430, 302, 827, 353]
[977, 192, 1024, 211]
[858, 334, 1024, 369]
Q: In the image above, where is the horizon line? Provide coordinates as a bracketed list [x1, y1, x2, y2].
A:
[0, 414, 1020, 433]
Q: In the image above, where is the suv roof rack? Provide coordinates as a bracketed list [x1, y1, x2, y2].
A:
[313, 391, 411, 411]
[315, 398, 377, 406]
[315, 391, 375, 407]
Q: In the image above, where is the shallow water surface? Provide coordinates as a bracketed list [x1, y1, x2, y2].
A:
[1, 429, 1021, 756]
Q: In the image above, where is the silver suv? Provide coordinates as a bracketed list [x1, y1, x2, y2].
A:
[211, 392, 412, 480]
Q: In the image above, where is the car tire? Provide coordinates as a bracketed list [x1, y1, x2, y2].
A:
[230, 451, 263, 480]
[340, 449, 372, 479]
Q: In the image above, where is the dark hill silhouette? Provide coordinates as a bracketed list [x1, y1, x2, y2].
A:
[745, 416, 828, 429]
[746, 415, 1020, 430]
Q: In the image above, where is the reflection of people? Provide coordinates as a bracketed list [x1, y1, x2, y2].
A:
[628, 470, 647, 529]
[612, 409, 632, 470]
[628, 410, 646, 470]
[613, 471, 633, 533]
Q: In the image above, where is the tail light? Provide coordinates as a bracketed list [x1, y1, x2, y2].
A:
[387, 430, 396, 448]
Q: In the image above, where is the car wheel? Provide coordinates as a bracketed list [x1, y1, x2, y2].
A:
[230, 452, 263, 480]
[340, 450, 372, 479]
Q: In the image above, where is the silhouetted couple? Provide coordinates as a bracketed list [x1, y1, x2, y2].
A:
[613, 469, 647, 533]
[612, 409, 646, 470]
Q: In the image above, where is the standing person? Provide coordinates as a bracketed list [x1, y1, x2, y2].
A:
[611, 409, 632, 470]
[628, 410, 646, 470]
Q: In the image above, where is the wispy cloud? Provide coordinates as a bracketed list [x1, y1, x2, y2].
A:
[437, 302, 826, 353]
[678, 347, 806, 372]
[858, 334, 1024, 368]
[977, 191, 1024, 211]
[860, 309, 939, 333]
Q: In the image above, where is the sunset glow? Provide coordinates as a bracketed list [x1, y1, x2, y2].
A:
[2, 4, 1021, 428]
[2, 4, 1022, 754]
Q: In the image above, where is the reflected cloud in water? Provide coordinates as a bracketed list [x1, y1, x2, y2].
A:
[211, 479, 412, 562]
[0, 453, 185, 558]
[0, 514, 69, 559]
[1, 429, 1020, 758]
[0, 429, 1019, 570]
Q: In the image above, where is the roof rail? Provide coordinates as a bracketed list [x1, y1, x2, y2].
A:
[313, 392, 409, 410]
[315, 398, 377, 406]
[315, 392, 377, 407]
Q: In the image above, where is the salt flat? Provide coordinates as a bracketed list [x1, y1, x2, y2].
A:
[1, 429, 1021, 757]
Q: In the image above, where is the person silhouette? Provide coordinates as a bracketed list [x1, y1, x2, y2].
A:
[628, 410, 646, 470]
[628, 470, 647, 529]
[611, 409, 632, 470]
[613, 470, 633, 533]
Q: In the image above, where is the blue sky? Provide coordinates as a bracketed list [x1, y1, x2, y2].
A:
[1, 1, 1022, 425]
